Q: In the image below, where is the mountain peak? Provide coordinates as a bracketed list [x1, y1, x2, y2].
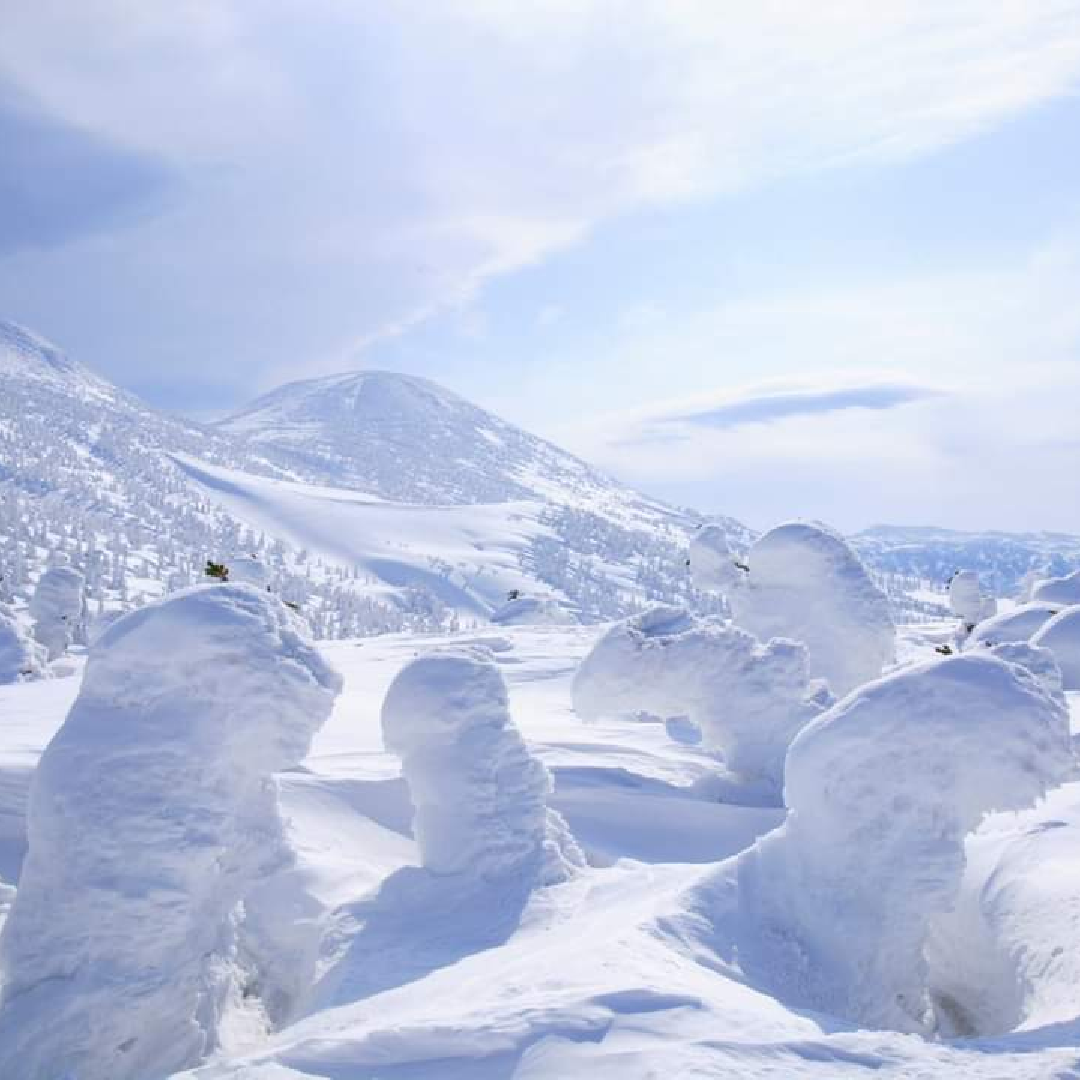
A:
[216, 367, 608, 506]
[0, 320, 80, 381]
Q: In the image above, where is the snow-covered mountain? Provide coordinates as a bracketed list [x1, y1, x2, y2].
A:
[217, 370, 693, 529]
[0, 321, 745, 632]
[852, 524, 1080, 597]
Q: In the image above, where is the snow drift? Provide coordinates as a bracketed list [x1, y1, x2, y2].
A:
[728, 522, 894, 697]
[0, 584, 341, 1080]
[1031, 606, 1080, 689]
[573, 605, 830, 794]
[965, 601, 1061, 649]
[1032, 568, 1080, 606]
[724, 653, 1071, 1034]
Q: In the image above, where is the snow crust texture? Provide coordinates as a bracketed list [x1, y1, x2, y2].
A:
[573, 605, 830, 793]
[0, 584, 342, 1080]
[1031, 606, 1080, 689]
[729, 522, 895, 697]
[734, 653, 1072, 1034]
[382, 649, 583, 883]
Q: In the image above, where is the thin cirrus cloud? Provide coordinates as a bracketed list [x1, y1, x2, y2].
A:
[613, 381, 949, 446]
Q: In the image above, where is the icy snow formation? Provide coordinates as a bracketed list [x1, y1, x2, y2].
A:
[965, 601, 1061, 649]
[948, 569, 996, 628]
[0, 584, 341, 1080]
[1032, 569, 1080, 606]
[0, 607, 44, 683]
[1031, 606, 1080, 690]
[573, 605, 830, 792]
[948, 569, 984, 623]
[382, 649, 583, 883]
[728, 522, 895, 697]
[28, 564, 85, 660]
[734, 653, 1071, 1034]
[687, 523, 746, 594]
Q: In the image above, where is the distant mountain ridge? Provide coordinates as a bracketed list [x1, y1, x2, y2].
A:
[3, 317, 1078, 635]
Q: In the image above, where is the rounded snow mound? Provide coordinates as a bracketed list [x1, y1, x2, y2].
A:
[729, 522, 894, 697]
[733, 653, 1071, 1034]
[965, 601, 1061, 650]
[987, 641, 1066, 701]
[573, 605, 830, 794]
[1032, 569, 1080, 606]
[687, 524, 746, 594]
[382, 649, 583, 883]
[0, 584, 342, 1080]
[1031, 606, 1080, 690]
[490, 596, 578, 626]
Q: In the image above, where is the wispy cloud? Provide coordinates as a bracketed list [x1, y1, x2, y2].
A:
[2, 2, 1080, 396]
[652, 383, 946, 433]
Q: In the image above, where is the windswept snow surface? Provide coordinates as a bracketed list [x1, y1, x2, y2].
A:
[171, 453, 554, 616]
[3, 621, 1080, 1077]
[0, 585, 341, 1080]
[729, 522, 895, 696]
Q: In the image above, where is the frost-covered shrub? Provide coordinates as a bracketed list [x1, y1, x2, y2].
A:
[1031, 606, 1080, 690]
[382, 649, 582, 883]
[1032, 569, 1080, 606]
[965, 601, 1060, 650]
[737, 654, 1071, 1033]
[573, 605, 829, 793]
[687, 524, 746, 594]
[728, 522, 894, 697]
[0, 584, 342, 1080]
[0, 608, 45, 683]
[29, 564, 86, 660]
[948, 569, 996, 626]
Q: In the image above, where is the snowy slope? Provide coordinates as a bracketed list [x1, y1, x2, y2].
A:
[218, 371, 691, 528]
[0, 321, 742, 632]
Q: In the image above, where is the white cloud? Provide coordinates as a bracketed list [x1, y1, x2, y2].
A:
[2, 1, 1079, 385]
[541, 232, 1080, 531]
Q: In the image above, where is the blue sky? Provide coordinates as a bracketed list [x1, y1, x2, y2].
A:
[2, 2, 1080, 531]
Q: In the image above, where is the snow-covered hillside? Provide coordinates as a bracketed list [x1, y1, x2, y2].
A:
[0, 320, 741, 634]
